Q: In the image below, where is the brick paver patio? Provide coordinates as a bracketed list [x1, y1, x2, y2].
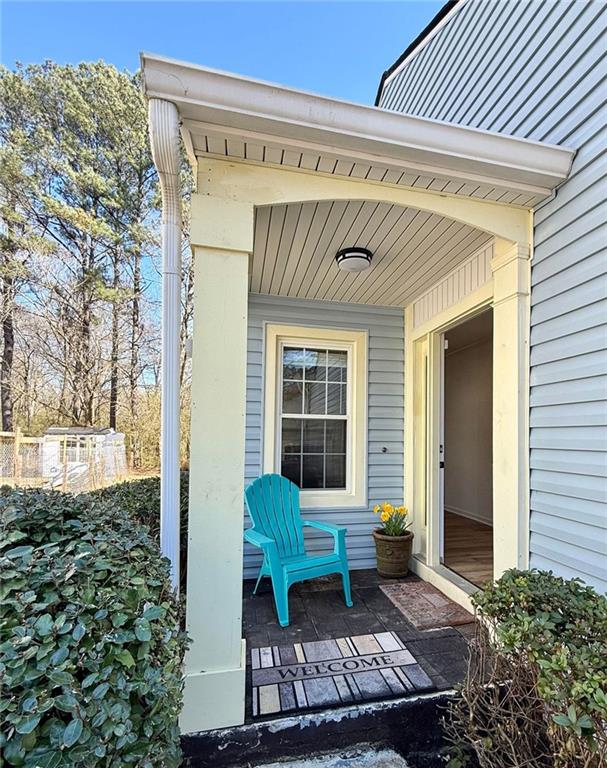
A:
[243, 569, 474, 721]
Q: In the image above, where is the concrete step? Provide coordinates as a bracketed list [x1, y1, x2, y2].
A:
[251, 747, 409, 768]
[181, 691, 454, 768]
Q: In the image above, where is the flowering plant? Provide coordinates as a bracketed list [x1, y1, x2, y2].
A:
[373, 501, 412, 537]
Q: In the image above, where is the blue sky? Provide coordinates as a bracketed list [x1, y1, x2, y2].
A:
[1, 1, 442, 104]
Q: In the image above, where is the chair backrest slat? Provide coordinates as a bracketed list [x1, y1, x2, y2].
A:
[245, 474, 305, 559]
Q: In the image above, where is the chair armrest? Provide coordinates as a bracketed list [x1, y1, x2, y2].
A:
[302, 520, 347, 554]
[244, 529, 276, 549]
[302, 520, 347, 535]
[244, 529, 282, 572]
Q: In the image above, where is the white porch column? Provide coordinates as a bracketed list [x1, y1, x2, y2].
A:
[491, 238, 531, 577]
[180, 195, 254, 734]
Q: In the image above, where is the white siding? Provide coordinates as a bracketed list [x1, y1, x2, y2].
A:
[379, 0, 607, 592]
[244, 294, 405, 578]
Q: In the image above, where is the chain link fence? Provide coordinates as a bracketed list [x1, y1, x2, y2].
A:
[0, 430, 128, 493]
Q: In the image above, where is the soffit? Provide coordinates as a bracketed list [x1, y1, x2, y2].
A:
[141, 53, 575, 210]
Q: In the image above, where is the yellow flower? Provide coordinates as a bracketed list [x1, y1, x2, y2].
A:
[380, 510, 390, 523]
[397, 506, 407, 515]
[384, 503, 394, 515]
[373, 504, 380, 514]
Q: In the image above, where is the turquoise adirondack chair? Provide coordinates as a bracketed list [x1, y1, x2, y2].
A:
[244, 474, 353, 627]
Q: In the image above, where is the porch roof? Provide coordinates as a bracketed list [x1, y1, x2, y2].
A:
[141, 52, 574, 208]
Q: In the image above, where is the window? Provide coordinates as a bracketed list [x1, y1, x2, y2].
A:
[264, 325, 367, 508]
[281, 347, 348, 489]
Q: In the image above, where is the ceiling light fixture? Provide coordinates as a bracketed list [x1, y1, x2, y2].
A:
[335, 247, 373, 273]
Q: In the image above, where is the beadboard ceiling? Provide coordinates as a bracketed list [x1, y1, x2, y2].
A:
[250, 200, 492, 307]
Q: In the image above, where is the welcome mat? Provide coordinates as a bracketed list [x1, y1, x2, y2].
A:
[380, 581, 474, 630]
[250, 632, 434, 717]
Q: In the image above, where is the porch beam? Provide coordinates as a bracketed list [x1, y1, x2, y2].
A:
[181, 196, 254, 733]
[194, 158, 531, 246]
[491, 237, 531, 575]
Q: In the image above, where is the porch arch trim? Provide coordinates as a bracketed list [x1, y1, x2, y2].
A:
[192, 159, 531, 248]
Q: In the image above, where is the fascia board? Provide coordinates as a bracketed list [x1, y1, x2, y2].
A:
[141, 53, 575, 193]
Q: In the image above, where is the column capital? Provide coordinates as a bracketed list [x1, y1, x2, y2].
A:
[491, 238, 531, 272]
[190, 194, 254, 253]
[491, 239, 531, 306]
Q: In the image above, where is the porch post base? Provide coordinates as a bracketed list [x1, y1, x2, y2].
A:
[180, 640, 247, 734]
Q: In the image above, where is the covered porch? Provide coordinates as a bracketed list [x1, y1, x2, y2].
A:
[141, 53, 574, 734]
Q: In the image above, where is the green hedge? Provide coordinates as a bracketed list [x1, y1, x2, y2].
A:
[446, 569, 607, 767]
[90, 474, 189, 593]
[90, 473, 189, 540]
[0, 487, 188, 767]
[476, 569, 607, 734]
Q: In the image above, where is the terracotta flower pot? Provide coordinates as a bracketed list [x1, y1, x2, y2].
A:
[373, 528, 414, 578]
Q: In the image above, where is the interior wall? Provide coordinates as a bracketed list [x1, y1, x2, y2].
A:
[444, 336, 493, 526]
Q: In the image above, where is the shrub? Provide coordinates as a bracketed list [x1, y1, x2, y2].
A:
[0, 487, 188, 767]
[445, 569, 607, 768]
[89, 473, 189, 593]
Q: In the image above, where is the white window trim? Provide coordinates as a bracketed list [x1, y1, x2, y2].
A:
[263, 324, 368, 509]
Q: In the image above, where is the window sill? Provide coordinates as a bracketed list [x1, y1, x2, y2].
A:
[299, 490, 367, 509]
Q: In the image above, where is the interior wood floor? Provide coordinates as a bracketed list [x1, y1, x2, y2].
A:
[443, 510, 493, 588]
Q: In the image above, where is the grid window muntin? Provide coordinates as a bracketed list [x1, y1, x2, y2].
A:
[278, 343, 351, 492]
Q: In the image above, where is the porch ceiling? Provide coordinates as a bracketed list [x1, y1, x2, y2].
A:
[141, 53, 575, 209]
[251, 200, 492, 307]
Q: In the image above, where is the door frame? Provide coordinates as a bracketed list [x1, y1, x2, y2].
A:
[438, 332, 446, 565]
[404, 256, 530, 610]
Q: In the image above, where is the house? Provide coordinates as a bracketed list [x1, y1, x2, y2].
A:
[141, 0, 606, 735]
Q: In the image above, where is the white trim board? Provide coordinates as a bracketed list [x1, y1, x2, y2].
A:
[141, 52, 574, 197]
[413, 242, 493, 328]
[262, 323, 368, 509]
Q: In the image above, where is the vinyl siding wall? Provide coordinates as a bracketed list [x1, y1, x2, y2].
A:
[379, 0, 607, 592]
[244, 294, 405, 579]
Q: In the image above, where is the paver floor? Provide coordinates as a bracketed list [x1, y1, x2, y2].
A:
[243, 569, 474, 721]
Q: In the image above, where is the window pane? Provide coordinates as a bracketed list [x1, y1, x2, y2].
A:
[327, 383, 346, 415]
[281, 454, 301, 486]
[283, 347, 304, 380]
[305, 382, 326, 414]
[328, 351, 347, 382]
[282, 419, 302, 453]
[302, 454, 324, 488]
[325, 420, 346, 453]
[283, 382, 303, 414]
[304, 349, 327, 381]
[303, 420, 324, 453]
[325, 454, 346, 489]
[279, 343, 351, 492]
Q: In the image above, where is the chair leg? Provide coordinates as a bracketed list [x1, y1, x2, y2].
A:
[341, 563, 353, 608]
[253, 568, 265, 595]
[271, 574, 290, 627]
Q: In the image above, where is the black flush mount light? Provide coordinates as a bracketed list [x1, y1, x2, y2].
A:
[335, 247, 373, 273]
